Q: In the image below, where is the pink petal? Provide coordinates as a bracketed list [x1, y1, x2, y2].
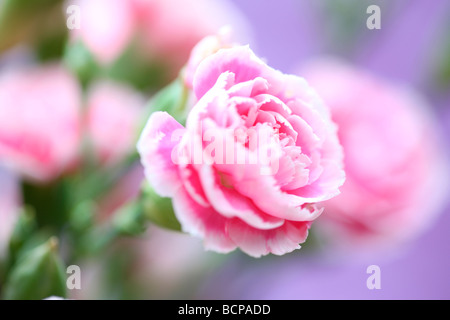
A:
[254, 94, 292, 118]
[137, 112, 185, 197]
[172, 187, 236, 253]
[193, 46, 278, 100]
[288, 114, 321, 156]
[271, 74, 320, 105]
[179, 164, 209, 207]
[227, 77, 269, 98]
[198, 165, 285, 229]
[233, 174, 324, 221]
[227, 219, 310, 257]
[291, 160, 345, 201]
[273, 153, 296, 187]
[186, 72, 235, 130]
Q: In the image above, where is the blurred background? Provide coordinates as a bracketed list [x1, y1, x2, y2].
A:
[0, 0, 449, 299]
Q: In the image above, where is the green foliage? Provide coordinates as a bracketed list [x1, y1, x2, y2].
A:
[142, 77, 190, 128]
[21, 180, 70, 230]
[4, 237, 66, 300]
[0, 0, 66, 56]
[141, 182, 181, 232]
[113, 200, 148, 236]
[63, 40, 100, 88]
[64, 40, 172, 91]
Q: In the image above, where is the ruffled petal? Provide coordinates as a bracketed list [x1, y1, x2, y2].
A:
[172, 187, 236, 253]
[137, 112, 185, 197]
[233, 173, 324, 221]
[227, 219, 310, 257]
[198, 165, 285, 229]
[193, 45, 279, 99]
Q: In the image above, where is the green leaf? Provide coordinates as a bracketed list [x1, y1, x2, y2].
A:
[21, 180, 70, 230]
[69, 201, 95, 233]
[63, 40, 100, 88]
[113, 200, 148, 236]
[141, 78, 190, 130]
[7, 207, 37, 267]
[105, 43, 170, 91]
[141, 182, 181, 232]
[4, 237, 66, 300]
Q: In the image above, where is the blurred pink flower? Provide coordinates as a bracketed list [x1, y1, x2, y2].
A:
[302, 59, 449, 250]
[72, 0, 250, 72]
[0, 65, 81, 182]
[138, 46, 345, 257]
[0, 167, 20, 257]
[71, 0, 136, 65]
[85, 81, 144, 166]
[135, 0, 249, 72]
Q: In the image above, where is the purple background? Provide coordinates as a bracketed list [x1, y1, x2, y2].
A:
[196, 0, 450, 300]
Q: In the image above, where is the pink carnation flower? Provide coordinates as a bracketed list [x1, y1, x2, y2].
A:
[302, 59, 448, 250]
[72, 0, 250, 72]
[0, 65, 81, 182]
[138, 46, 345, 257]
[71, 0, 136, 65]
[85, 81, 144, 166]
